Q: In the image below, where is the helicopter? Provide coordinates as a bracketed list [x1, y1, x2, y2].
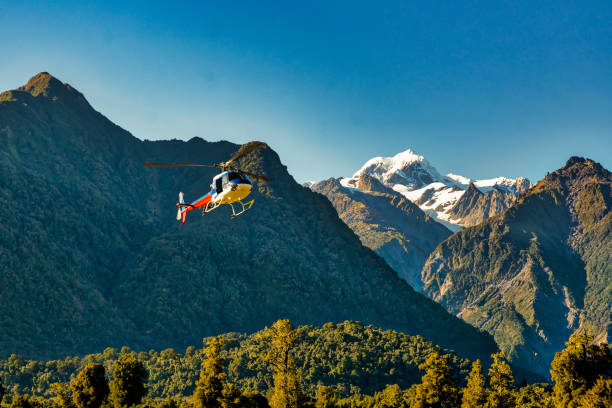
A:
[144, 141, 273, 224]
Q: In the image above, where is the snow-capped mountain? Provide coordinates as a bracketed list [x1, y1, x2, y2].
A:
[352, 150, 443, 189]
[340, 149, 532, 231]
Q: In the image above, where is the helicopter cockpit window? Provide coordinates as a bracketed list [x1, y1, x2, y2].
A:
[228, 172, 242, 181]
[215, 177, 223, 194]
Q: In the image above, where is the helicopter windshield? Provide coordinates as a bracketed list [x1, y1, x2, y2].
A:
[228, 172, 242, 181]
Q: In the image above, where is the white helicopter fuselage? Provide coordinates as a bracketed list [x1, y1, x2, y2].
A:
[211, 172, 253, 205]
[213, 182, 252, 204]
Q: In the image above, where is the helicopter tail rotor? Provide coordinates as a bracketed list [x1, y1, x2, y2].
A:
[177, 192, 188, 224]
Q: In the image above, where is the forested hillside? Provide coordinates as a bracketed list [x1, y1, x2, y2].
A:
[0, 321, 475, 398]
[422, 157, 612, 376]
[0, 73, 497, 364]
[1, 321, 608, 408]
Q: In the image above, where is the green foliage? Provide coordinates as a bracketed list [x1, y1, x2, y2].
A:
[487, 352, 514, 408]
[461, 360, 487, 408]
[50, 383, 75, 408]
[0, 322, 473, 399]
[315, 386, 337, 408]
[240, 391, 270, 408]
[193, 337, 225, 408]
[1, 378, 5, 403]
[0, 73, 496, 369]
[110, 355, 147, 408]
[515, 384, 553, 408]
[9, 395, 34, 408]
[578, 377, 612, 408]
[421, 157, 612, 377]
[409, 353, 459, 408]
[70, 364, 109, 408]
[256, 321, 305, 408]
[550, 330, 612, 408]
[488, 352, 513, 393]
[374, 384, 408, 408]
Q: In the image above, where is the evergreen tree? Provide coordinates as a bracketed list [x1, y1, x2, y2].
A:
[515, 384, 553, 408]
[315, 386, 337, 408]
[487, 351, 514, 408]
[461, 360, 487, 408]
[241, 391, 271, 408]
[579, 377, 612, 408]
[51, 382, 75, 408]
[410, 352, 459, 408]
[109, 354, 147, 408]
[550, 330, 612, 408]
[70, 364, 110, 408]
[376, 384, 407, 408]
[221, 383, 243, 408]
[256, 320, 305, 408]
[193, 337, 226, 408]
[9, 395, 34, 408]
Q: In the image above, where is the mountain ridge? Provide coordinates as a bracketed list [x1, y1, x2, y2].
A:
[0, 73, 499, 366]
[421, 156, 612, 376]
[339, 149, 532, 230]
[310, 175, 451, 289]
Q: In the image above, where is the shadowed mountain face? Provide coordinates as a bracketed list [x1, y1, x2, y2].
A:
[310, 175, 451, 290]
[0, 73, 498, 363]
[421, 157, 612, 376]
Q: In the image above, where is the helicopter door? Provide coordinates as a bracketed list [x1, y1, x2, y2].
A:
[215, 177, 223, 195]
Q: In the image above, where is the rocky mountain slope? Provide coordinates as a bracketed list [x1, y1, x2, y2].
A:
[310, 175, 451, 289]
[0, 73, 498, 363]
[421, 157, 612, 376]
[346, 149, 532, 231]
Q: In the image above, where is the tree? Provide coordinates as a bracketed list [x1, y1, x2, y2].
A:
[221, 383, 244, 408]
[315, 385, 337, 408]
[515, 384, 553, 408]
[410, 352, 459, 408]
[109, 354, 148, 408]
[70, 364, 110, 408]
[9, 395, 34, 408]
[376, 384, 408, 408]
[193, 337, 226, 408]
[256, 320, 305, 408]
[241, 391, 271, 408]
[51, 382, 75, 408]
[0, 378, 5, 403]
[487, 351, 514, 408]
[579, 377, 612, 408]
[550, 330, 612, 408]
[461, 360, 488, 408]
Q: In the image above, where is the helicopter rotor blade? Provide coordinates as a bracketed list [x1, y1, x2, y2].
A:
[145, 162, 273, 182]
[222, 141, 267, 168]
[227, 167, 275, 182]
[144, 162, 222, 169]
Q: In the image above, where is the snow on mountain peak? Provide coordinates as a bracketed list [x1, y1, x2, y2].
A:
[337, 148, 533, 230]
[352, 149, 442, 190]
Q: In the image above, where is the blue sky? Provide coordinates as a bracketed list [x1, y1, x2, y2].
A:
[1, 1, 610, 182]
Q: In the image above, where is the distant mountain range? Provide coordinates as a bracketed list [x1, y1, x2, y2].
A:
[306, 149, 610, 378]
[0, 73, 498, 366]
[343, 149, 532, 231]
[307, 149, 532, 289]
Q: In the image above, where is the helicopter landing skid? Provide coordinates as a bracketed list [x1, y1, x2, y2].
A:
[201, 201, 221, 215]
[230, 199, 254, 218]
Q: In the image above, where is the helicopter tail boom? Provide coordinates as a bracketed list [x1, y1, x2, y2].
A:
[176, 191, 213, 225]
